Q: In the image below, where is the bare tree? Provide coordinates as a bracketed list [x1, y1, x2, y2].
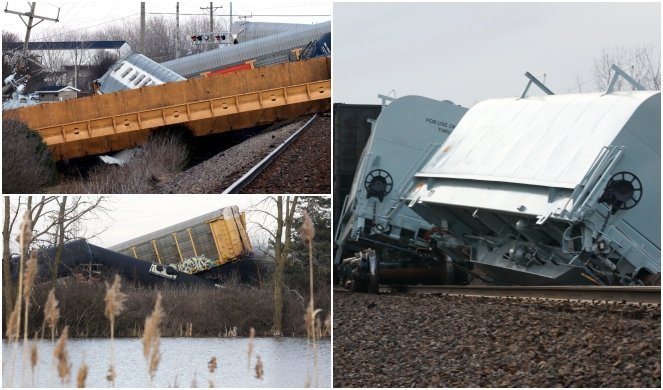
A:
[593, 45, 661, 91]
[2, 195, 110, 333]
[249, 195, 299, 336]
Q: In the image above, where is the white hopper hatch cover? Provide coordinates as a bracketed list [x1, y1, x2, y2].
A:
[418, 91, 660, 189]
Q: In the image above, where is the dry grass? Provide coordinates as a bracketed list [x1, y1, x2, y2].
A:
[29, 336, 38, 386]
[106, 365, 116, 385]
[76, 356, 89, 388]
[43, 288, 60, 342]
[143, 292, 164, 381]
[53, 326, 71, 385]
[247, 327, 255, 370]
[104, 274, 126, 386]
[255, 355, 264, 380]
[5, 301, 19, 339]
[104, 275, 128, 337]
[22, 251, 38, 344]
[301, 210, 321, 387]
[58, 130, 189, 194]
[207, 356, 217, 387]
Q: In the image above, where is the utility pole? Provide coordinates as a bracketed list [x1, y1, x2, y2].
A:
[175, 2, 180, 58]
[200, 2, 222, 32]
[229, 2, 233, 31]
[140, 2, 146, 53]
[4, 2, 59, 71]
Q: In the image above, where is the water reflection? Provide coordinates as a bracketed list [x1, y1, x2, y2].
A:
[3, 337, 330, 388]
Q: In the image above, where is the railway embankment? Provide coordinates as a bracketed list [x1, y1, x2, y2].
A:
[333, 291, 660, 387]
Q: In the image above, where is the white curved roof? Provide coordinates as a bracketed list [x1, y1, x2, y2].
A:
[418, 91, 660, 188]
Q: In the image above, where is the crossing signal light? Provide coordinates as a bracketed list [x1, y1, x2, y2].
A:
[191, 35, 197, 41]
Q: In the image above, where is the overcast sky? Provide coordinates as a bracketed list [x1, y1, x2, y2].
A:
[333, 1, 661, 107]
[1, 1, 331, 40]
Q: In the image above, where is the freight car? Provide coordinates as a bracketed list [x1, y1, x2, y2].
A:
[109, 206, 264, 282]
[334, 94, 467, 291]
[404, 67, 660, 286]
[11, 205, 263, 287]
[11, 239, 215, 287]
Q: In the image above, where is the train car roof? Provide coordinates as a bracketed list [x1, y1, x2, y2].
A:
[417, 90, 660, 189]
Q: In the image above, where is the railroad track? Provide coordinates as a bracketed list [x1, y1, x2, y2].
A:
[374, 284, 661, 304]
[222, 114, 318, 193]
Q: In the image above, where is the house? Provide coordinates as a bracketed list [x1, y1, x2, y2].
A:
[34, 85, 81, 102]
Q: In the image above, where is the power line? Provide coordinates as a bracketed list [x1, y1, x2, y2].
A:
[148, 12, 330, 17]
[31, 13, 140, 40]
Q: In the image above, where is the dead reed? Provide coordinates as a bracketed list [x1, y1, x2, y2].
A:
[143, 292, 164, 381]
[255, 355, 264, 380]
[247, 327, 255, 370]
[208, 356, 217, 387]
[22, 250, 39, 344]
[104, 274, 127, 340]
[5, 212, 36, 387]
[104, 274, 127, 386]
[301, 210, 320, 387]
[76, 355, 89, 388]
[14, 211, 33, 342]
[53, 326, 71, 385]
[29, 335, 38, 387]
[43, 288, 60, 342]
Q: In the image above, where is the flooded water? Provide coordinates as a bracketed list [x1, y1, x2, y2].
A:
[3, 337, 330, 388]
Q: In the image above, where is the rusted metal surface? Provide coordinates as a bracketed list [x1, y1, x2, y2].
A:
[378, 285, 661, 304]
[4, 57, 330, 160]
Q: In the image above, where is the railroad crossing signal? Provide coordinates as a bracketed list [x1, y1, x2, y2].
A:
[191, 31, 238, 45]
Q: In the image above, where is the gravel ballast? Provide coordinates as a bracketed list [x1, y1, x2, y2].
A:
[333, 291, 661, 388]
[159, 114, 329, 193]
[242, 114, 330, 194]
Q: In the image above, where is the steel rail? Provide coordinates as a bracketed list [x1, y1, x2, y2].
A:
[223, 114, 318, 194]
[378, 285, 661, 304]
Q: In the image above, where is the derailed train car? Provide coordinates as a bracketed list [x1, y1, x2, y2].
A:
[334, 94, 467, 291]
[404, 72, 660, 286]
[109, 206, 263, 283]
[11, 206, 262, 287]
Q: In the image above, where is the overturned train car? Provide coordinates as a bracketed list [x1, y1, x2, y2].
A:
[11, 239, 215, 287]
[12, 206, 266, 287]
[334, 95, 468, 290]
[405, 88, 661, 286]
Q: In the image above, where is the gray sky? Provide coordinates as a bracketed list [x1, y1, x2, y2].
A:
[333, 2, 661, 107]
[2, 1, 331, 40]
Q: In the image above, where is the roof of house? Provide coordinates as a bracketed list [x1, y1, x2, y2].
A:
[3, 40, 128, 51]
[34, 85, 81, 93]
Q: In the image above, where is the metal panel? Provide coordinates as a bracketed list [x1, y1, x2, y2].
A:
[108, 206, 252, 267]
[190, 224, 217, 260]
[97, 52, 186, 94]
[342, 96, 466, 237]
[231, 21, 317, 43]
[419, 91, 659, 189]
